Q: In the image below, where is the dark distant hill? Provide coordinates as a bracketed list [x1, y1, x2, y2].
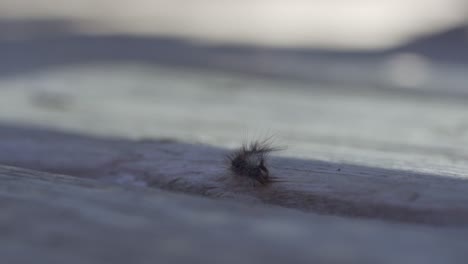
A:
[0, 18, 467, 80]
[389, 25, 468, 64]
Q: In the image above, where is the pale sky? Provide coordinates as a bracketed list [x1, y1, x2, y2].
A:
[1, 0, 467, 50]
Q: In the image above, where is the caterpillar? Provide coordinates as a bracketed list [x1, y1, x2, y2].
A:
[227, 139, 282, 185]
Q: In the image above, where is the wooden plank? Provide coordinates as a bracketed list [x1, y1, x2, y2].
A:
[1, 121, 468, 226]
[1, 64, 468, 226]
[1, 164, 468, 264]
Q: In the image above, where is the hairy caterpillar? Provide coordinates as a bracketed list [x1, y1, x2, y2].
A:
[227, 139, 282, 185]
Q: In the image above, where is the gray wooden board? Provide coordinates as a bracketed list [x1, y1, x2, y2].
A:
[1, 63, 468, 261]
[1, 165, 468, 264]
[1, 123, 468, 226]
[1, 64, 468, 225]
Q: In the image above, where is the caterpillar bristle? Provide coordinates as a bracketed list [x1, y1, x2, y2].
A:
[227, 138, 283, 186]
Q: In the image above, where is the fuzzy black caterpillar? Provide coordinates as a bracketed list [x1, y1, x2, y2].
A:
[227, 139, 282, 185]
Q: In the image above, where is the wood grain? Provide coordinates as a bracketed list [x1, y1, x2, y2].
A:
[1, 164, 468, 264]
[1, 62, 468, 225]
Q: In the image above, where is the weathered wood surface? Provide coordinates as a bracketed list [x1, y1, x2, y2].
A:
[1, 61, 468, 262]
[1, 123, 468, 226]
[1, 64, 468, 226]
[1, 165, 468, 264]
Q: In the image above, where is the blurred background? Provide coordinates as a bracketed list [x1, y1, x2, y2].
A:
[1, 0, 467, 88]
[0, 0, 468, 156]
[1, 0, 467, 49]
